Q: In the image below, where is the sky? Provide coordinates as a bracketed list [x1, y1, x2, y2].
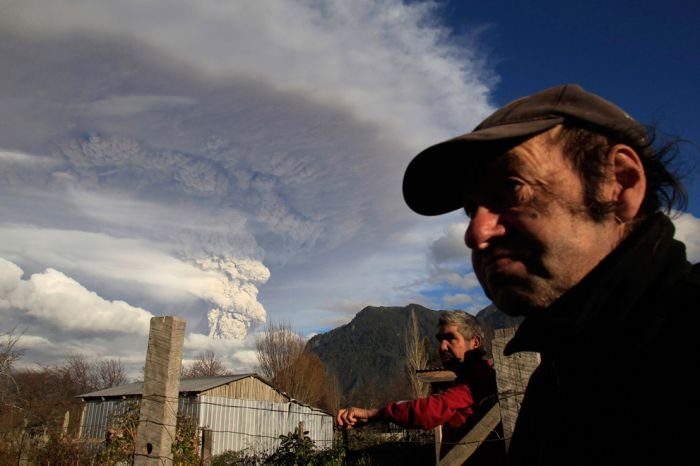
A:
[1, 0, 698, 376]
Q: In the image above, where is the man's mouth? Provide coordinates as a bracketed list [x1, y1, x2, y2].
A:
[478, 249, 527, 274]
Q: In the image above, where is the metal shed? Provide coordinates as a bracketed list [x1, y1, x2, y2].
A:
[77, 374, 334, 456]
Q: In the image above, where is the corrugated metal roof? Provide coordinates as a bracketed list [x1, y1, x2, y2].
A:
[77, 373, 263, 398]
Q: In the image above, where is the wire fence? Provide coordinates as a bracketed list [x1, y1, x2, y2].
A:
[0, 386, 526, 466]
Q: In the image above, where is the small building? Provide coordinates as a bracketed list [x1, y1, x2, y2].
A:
[77, 374, 334, 456]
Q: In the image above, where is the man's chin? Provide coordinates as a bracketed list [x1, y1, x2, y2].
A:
[485, 283, 546, 316]
[442, 359, 460, 371]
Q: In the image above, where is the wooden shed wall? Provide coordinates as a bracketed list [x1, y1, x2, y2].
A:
[202, 376, 288, 402]
[492, 327, 540, 449]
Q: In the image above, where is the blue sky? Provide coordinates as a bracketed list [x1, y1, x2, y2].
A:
[439, 0, 700, 212]
[0, 0, 697, 375]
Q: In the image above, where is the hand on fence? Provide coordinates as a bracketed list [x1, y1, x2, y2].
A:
[336, 407, 379, 429]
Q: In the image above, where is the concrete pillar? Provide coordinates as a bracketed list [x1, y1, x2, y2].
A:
[134, 316, 186, 466]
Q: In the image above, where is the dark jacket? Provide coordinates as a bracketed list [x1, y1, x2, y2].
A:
[505, 213, 700, 465]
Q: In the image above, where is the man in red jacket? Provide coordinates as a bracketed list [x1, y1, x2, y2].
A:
[336, 311, 504, 464]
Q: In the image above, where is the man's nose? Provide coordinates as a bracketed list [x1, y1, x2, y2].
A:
[439, 340, 449, 352]
[465, 206, 505, 250]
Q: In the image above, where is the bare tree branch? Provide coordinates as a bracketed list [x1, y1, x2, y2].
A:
[0, 329, 24, 404]
[255, 321, 329, 407]
[182, 350, 229, 377]
[96, 359, 129, 389]
[404, 309, 429, 398]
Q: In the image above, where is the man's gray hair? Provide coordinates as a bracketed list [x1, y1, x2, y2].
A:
[438, 311, 484, 339]
[438, 310, 491, 356]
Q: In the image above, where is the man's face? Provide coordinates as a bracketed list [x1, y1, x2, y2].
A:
[436, 324, 472, 368]
[464, 128, 622, 314]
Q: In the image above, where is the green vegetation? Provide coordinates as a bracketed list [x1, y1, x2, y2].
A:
[211, 425, 432, 466]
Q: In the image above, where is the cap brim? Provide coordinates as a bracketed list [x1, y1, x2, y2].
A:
[403, 117, 564, 216]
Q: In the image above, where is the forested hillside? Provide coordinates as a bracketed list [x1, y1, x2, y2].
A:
[306, 303, 521, 405]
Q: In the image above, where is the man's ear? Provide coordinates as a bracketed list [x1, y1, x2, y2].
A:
[608, 144, 646, 221]
[471, 335, 482, 350]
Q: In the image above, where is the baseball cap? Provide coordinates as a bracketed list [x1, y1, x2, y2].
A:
[402, 84, 647, 216]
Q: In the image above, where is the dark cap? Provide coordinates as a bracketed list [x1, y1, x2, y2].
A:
[403, 84, 647, 216]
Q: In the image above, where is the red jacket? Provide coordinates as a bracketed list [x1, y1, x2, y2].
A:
[379, 352, 505, 465]
[382, 383, 474, 432]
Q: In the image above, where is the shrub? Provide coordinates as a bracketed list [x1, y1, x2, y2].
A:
[211, 428, 344, 466]
[211, 449, 266, 466]
[99, 401, 200, 465]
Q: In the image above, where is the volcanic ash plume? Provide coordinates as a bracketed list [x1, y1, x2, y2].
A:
[191, 255, 270, 339]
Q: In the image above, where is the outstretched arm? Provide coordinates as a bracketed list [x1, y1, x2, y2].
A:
[336, 406, 380, 429]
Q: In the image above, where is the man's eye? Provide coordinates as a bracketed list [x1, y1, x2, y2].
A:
[504, 178, 530, 204]
[505, 178, 524, 192]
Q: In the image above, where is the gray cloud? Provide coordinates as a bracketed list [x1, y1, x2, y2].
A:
[428, 222, 471, 265]
[0, 0, 496, 368]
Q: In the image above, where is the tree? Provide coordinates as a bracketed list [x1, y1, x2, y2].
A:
[255, 322, 329, 407]
[287, 350, 326, 406]
[95, 359, 129, 389]
[182, 350, 229, 377]
[63, 354, 94, 394]
[256, 322, 305, 383]
[59, 354, 128, 394]
[0, 329, 23, 405]
[321, 371, 343, 415]
[404, 309, 430, 399]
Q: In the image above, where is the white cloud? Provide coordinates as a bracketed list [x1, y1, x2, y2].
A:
[0, 149, 50, 164]
[0, 226, 269, 336]
[0, 257, 153, 335]
[2, 0, 493, 149]
[183, 332, 258, 373]
[443, 293, 474, 306]
[88, 95, 197, 116]
[0, 227, 229, 301]
[430, 271, 481, 291]
[672, 211, 700, 262]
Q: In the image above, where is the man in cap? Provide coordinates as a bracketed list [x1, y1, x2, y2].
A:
[403, 84, 699, 465]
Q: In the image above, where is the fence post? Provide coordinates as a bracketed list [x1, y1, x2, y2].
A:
[133, 316, 186, 466]
[62, 410, 70, 437]
[200, 428, 212, 466]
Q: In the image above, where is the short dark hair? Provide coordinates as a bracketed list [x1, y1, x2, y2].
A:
[554, 122, 687, 221]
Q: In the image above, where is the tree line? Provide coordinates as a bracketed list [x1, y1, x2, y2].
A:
[0, 311, 431, 463]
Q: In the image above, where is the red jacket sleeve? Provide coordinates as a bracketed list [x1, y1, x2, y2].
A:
[380, 384, 475, 430]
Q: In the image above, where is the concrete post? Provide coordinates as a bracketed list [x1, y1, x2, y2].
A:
[133, 316, 186, 466]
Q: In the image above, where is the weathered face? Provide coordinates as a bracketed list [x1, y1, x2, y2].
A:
[464, 128, 622, 314]
[436, 324, 472, 367]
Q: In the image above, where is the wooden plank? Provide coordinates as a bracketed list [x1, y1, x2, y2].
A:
[438, 404, 501, 466]
[434, 425, 442, 466]
[492, 327, 540, 449]
[416, 369, 457, 383]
